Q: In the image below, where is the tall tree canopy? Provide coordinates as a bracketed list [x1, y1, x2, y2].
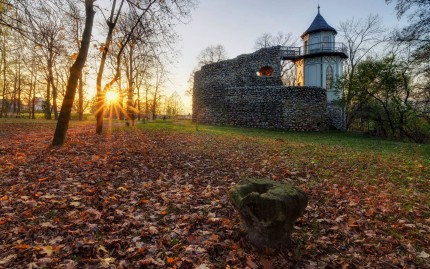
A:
[386, 0, 430, 62]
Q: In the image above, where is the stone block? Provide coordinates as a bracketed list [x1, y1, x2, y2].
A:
[229, 178, 308, 248]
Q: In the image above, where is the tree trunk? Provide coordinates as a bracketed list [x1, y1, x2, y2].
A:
[12, 62, 17, 114]
[145, 87, 148, 120]
[45, 74, 52, 119]
[118, 76, 123, 120]
[78, 75, 84, 120]
[28, 75, 33, 118]
[127, 44, 134, 123]
[0, 30, 8, 118]
[137, 85, 140, 121]
[17, 67, 21, 116]
[152, 89, 157, 120]
[52, 80, 58, 120]
[48, 54, 59, 120]
[96, 0, 124, 134]
[31, 81, 36, 119]
[52, 0, 95, 146]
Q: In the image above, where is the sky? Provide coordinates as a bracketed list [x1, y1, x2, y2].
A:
[168, 0, 408, 113]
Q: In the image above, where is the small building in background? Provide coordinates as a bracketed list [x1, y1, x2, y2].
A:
[283, 6, 347, 103]
[33, 97, 44, 112]
[193, 6, 348, 131]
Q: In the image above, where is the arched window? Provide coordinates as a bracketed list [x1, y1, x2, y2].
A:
[257, 66, 273, 76]
[326, 65, 333, 89]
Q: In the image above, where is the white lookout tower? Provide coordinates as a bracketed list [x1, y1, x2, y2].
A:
[283, 6, 347, 103]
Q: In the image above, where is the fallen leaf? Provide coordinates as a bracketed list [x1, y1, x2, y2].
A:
[148, 226, 159, 235]
[195, 265, 210, 269]
[97, 245, 109, 254]
[40, 245, 53, 257]
[246, 256, 258, 269]
[260, 257, 273, 269]
[99, 257, 115, 268]
[0, 254, 17, 265]
[40, 222, 57, 228]
[417, 251, 430, 259]
[15, 244, 31, 249]
[70, 201, 81, 207]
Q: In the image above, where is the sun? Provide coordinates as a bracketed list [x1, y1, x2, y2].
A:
[105, 91, 119, 104]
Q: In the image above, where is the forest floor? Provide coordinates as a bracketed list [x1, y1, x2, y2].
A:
[0, 119, 429, 268]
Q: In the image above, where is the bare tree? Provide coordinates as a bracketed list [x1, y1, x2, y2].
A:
[65, 0, 86, 120]
[25, 2, 68, 120]
[338, 14, 386, 128]
[95, 0, 126, 133]
[196, 44, 227, 67]
[165, 91, 183, 117]
[148, 62, 165, 120]
[129, 46, 152, 120]
[254, 32, 297, 85]
[52, 0, 95, 146]
[186, 44, 227, 95]
[386, 0, 430, 116]
[386, 0, 430, 58]
[95, 0, 196, 134]
[0, 25, 8, 117]
[254, 32, 294, 49]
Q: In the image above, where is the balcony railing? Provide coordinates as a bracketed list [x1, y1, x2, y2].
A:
[281, 42, 348, 59]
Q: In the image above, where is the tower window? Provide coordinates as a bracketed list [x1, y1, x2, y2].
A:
[322, 36, 330, 50]
[326, 65, 333, 89]
[257, 66, 274, 76]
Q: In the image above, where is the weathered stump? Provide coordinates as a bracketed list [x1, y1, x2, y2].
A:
[229, 178, 308, 248]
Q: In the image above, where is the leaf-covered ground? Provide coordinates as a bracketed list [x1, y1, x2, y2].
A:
[0, 119, 429, 268]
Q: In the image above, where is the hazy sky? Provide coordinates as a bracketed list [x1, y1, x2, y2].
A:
[169, 0, 407, 113]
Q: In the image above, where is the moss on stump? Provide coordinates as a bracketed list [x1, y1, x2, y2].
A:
[229, 178, 308, 248]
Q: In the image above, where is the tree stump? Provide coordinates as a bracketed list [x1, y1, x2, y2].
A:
[229, 178, 308, 248]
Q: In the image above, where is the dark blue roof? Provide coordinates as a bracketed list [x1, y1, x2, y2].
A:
[302, 10, 337, 38]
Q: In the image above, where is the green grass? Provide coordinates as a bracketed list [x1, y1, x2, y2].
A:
[2, 117, 428, 162]
[137, 119, 430, 163]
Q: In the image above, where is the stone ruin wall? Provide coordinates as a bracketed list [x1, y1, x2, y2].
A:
[192, 46, 330, 131]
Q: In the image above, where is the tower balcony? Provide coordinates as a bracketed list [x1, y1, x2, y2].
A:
[281, 42, 348, 60]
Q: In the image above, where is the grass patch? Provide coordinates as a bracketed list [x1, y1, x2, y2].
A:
[136, 119, 430, 162]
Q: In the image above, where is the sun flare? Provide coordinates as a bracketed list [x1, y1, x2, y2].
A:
[105, 91, 119, 104]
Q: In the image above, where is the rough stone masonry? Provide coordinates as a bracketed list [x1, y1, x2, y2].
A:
[193, 46, 342, 131]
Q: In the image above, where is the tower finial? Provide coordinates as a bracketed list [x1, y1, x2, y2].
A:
[318, 4, 320, 14]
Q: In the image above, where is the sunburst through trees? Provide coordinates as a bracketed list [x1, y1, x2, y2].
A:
[95, 90, 140, 125]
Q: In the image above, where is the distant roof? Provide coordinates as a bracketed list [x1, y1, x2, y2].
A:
[301, 6, 337, 38]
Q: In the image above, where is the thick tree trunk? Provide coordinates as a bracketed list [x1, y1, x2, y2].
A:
[52, 0, 95, 146]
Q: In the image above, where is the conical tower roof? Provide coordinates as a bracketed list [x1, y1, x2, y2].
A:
[301, 6, 337, 38]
